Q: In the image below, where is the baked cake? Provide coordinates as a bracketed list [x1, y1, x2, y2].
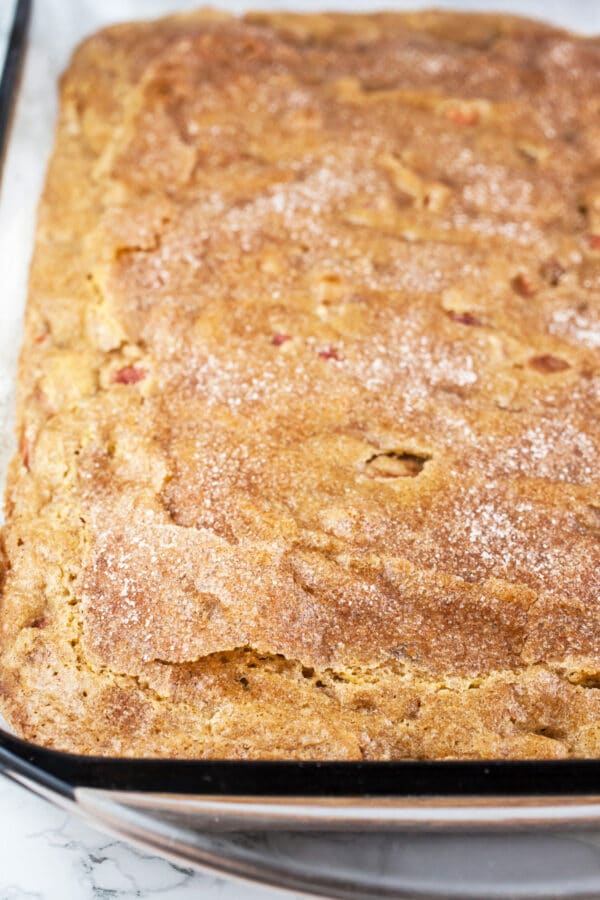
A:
[1, 9, 600, 758]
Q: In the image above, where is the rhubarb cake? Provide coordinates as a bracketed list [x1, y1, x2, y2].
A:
[1, 9, 600, 758]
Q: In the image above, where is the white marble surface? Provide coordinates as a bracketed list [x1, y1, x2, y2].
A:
[0, 778, 303, 900]
[1, 1, 600, 899]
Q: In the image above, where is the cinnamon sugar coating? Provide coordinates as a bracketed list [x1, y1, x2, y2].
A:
[1, 9, 600, 758]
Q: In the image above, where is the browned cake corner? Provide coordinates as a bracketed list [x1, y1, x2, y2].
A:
[1, 8, 599, 759]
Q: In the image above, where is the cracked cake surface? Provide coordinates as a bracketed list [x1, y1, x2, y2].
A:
[1, 8, 600, 758]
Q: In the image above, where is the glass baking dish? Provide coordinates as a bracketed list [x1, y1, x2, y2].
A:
[2, 1, 600, 897]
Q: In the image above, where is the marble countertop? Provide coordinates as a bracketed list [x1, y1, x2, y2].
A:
[0, 778, 303, 900]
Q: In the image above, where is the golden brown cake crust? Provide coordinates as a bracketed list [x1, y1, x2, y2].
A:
[1, 8, 600, 758]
